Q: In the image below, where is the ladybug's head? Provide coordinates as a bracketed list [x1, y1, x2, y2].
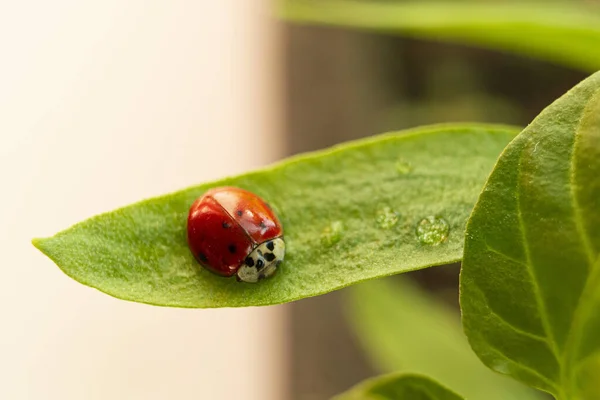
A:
[236, 237, 285, 283]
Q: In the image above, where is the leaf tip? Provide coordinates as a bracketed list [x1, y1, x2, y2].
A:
[31, 236, 50, 254]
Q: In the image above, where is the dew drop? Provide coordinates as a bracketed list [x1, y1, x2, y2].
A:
[376, 207, 399, 229]
[321, 221, 345, 247]
[489, 358, 510, 374]
[395, 159, 413, 174]
[416, 216, 449, 245]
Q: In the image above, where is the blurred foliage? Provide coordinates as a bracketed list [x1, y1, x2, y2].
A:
[281, 0, 600, 72]
[345, 277, 544, 399]
[334, 373, 464, 400]
[379, 58, 520, 129]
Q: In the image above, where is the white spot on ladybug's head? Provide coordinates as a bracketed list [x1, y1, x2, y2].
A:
[236, 238, 285, 283]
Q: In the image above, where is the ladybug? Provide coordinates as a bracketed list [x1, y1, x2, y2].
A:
[186, 186, 284, 283]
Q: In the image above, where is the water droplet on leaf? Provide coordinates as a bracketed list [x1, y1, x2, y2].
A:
[376, 207, 399, 229]
[395, 159, 413, 174]
[321, 221, 344, 246]
[416, 216, 449, 245]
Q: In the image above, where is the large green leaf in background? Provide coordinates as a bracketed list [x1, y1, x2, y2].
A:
[280, 1, 600, 72]
[33, 124, 517, 308]
[347, 278, 541, 400]
[333, 373, 464, 400]
[461, 72, 600, 399]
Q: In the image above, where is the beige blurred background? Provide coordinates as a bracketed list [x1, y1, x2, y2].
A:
[0, 1, 287, 399]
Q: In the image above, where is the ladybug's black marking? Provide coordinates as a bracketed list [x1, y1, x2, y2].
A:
[245, 257, 255, 267]
[256, 259, 265, 270]
[222, 221, 231, 229]
[259, 221, 267, 229]
[264, 253, 275, 262]
[257, 249, 263, 256]
[266, 241, 275, 251]
[228, 244, 237, 254]
[236, 210, 243, 217]
[198, 253, 208, 262]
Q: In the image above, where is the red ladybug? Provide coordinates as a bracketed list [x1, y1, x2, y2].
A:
[187, 186, 284, 283]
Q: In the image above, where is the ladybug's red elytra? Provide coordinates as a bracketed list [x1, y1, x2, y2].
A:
[187, 186, 284, 283]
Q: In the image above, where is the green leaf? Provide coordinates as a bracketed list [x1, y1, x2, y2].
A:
[346, 278, 542, 400]
[280, 1, 600, 72]
[33, 124, 517, 308]
[333, 373, 464, 400]
[460, 71, 600, 399]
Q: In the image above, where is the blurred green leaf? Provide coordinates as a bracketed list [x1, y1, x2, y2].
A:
[346, 278, 541, 399]
[333, 373, 463, 400]
[280, 1, 600, 71]
[33, 124, 516, 308]
[461, 71, 600, 399]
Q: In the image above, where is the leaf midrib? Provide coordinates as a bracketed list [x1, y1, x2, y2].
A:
[560, 87, 600, 399]
[562, 256, 600, 400]
[513, 86, 600, 399]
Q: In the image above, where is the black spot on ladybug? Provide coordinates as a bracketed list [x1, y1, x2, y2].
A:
[266, 241, 275, 251]
[256, 259, 265, 270]
[260, 221, 267, 229]
[265, 253, 275, 262]
[228, 244, 237, 254]
[198, 253, 208, 263]
[258, 249, 263, 256]
[222, 221, 231, 229]
[236, 210, 243, 217]
[245, 257, 255, 267]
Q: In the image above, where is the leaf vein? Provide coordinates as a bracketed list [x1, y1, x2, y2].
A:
[574, 347, 600, 375]
[471, 275, 549, 343]
[483, 339, 558, 391]
[483, 243, 526, 266]
[562, 256, 600, 395]
[562, 87, 600, 398]
[569, 88, 598, 269]
[515, 144, 562, 360]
